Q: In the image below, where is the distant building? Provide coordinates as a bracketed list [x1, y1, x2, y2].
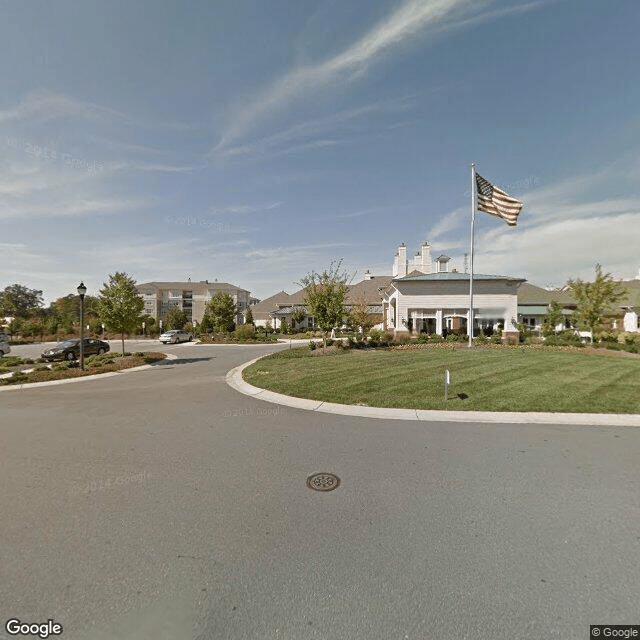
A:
[136, 280, 251, 325]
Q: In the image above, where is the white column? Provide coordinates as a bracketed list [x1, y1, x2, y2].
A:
[436, 309, 443, 335]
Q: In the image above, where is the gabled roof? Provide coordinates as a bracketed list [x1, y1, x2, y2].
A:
[250, 291, 292, 318]
[275, 275, 395, 309]
[394, 272, 525, 283]
[618, 279, 640, 310]
[344, 276, 394, 305]
[517, 283, 576, 306]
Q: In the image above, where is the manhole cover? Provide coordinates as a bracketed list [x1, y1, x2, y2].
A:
[307, 472, 340, 492]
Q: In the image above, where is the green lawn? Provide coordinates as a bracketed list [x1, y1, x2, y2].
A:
[242, 346, 640, 413]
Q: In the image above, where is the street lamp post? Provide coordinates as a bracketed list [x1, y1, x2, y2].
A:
[77, 282, 87, 370]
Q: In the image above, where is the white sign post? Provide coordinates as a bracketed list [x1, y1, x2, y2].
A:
[444, 369, 450, 402]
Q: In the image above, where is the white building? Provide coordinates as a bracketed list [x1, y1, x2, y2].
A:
[384, 242, 524, 338]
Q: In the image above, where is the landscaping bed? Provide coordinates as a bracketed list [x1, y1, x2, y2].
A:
[0, 352, 166, 386]
[242, 345, 640, 414]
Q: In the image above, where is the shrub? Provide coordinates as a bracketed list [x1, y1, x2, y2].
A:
[474, 333, 489, 345]
[11, 371, 28, 382]
[143, 354, 165, 363]
[369, 329, 383, 342]
[23, 358, 35, 364]
[309, 341, 317, 351]
[235, 324, 256, 341]
[133, 352, 144, 357]
[417, 333, 430, 344]
[491, 333, 502, 344]
[52, 361, 71, 371]
[1, 356, 23, 367]
[544, 330, 584, 347]
[621, 332, 640, 348]
[326, 338, 334, 347]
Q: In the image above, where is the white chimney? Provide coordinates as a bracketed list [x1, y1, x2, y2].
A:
[397, 243, 407, 277]
[363, 270, 373, 280]
[420, 241, 432, 274]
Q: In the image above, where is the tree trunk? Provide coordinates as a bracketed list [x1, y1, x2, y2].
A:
[121, 333, 125, 354]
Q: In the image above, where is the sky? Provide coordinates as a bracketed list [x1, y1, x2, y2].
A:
[2, 0, 640, 305]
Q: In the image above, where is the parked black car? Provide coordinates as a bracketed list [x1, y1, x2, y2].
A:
[42, 339, 110, 361]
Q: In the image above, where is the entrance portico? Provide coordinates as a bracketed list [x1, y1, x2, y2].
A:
[383, 272, 524, 339]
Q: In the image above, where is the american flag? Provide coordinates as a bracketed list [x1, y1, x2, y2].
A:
[475, 173, 523, 226]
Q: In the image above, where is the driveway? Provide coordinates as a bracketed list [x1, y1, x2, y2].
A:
[1, 343, 638, 640]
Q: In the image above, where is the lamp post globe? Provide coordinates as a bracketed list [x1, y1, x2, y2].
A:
[77, 282, 86, 370]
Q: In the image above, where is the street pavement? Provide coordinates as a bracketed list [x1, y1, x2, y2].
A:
[1, 342, 639, 640]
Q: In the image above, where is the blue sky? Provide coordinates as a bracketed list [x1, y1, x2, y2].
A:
[2, 0, 640, 304]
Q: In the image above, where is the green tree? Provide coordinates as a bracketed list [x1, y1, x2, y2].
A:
[244, 306, 254, 325]
[97, 272, 144, 354]
[290, 307, 306, 329]
[204, 291, 237, 332]
[8, 317, 24, 338]
[0, 284, 44, 318]
[46, 317, 59, 338]
[298, 260, 350, 349]
[347, 298, 377, 335]
[48, 294, 99, 329]
[541, 300, 566, 337]
[566, 264, 628, 342]
[162, 305, 188, 330]
[280, 318, 290, 334]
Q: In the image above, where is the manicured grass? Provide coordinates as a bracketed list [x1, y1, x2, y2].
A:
[242, 346, 640, 413]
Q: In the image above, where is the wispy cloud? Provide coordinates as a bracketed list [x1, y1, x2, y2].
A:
[0, 192, 153, 221]
[215, 0, 549, 148]
[245, 242, 353, 262]
[213, 96, 417, 161]
[208, 201, 284, 215]
[0, 89, 193, 131]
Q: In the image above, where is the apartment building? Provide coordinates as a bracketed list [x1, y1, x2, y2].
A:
[136, 279, 252, 325]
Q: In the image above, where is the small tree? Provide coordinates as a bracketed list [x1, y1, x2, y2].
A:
[298, 260, 351, 349]
[245, 307, 254, 325]
[348, 298, 377, 335]
[566, 264, 628, 342]
[290, 307, 306, 330]
[280, 318, 290, 334]
[97, 272, 144, 354]
[541, 301, 566, 337]
[204, 291, 238, 333]
[163, 305, 188, 330]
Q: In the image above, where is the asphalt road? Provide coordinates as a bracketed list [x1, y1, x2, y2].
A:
[1, 342, 639, 640]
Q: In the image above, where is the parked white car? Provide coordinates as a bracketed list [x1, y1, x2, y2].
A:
[159, 329, 193, 344]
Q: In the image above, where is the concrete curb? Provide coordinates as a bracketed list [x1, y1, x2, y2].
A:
[0, 353, 178, 391]
[226, 356, 640, 426]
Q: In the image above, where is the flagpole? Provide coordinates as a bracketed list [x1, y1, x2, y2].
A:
[468, 163, 476, 348]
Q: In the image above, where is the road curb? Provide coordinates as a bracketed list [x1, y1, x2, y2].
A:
[0, 353, 179, 391]
[226, 356, 640, 426]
